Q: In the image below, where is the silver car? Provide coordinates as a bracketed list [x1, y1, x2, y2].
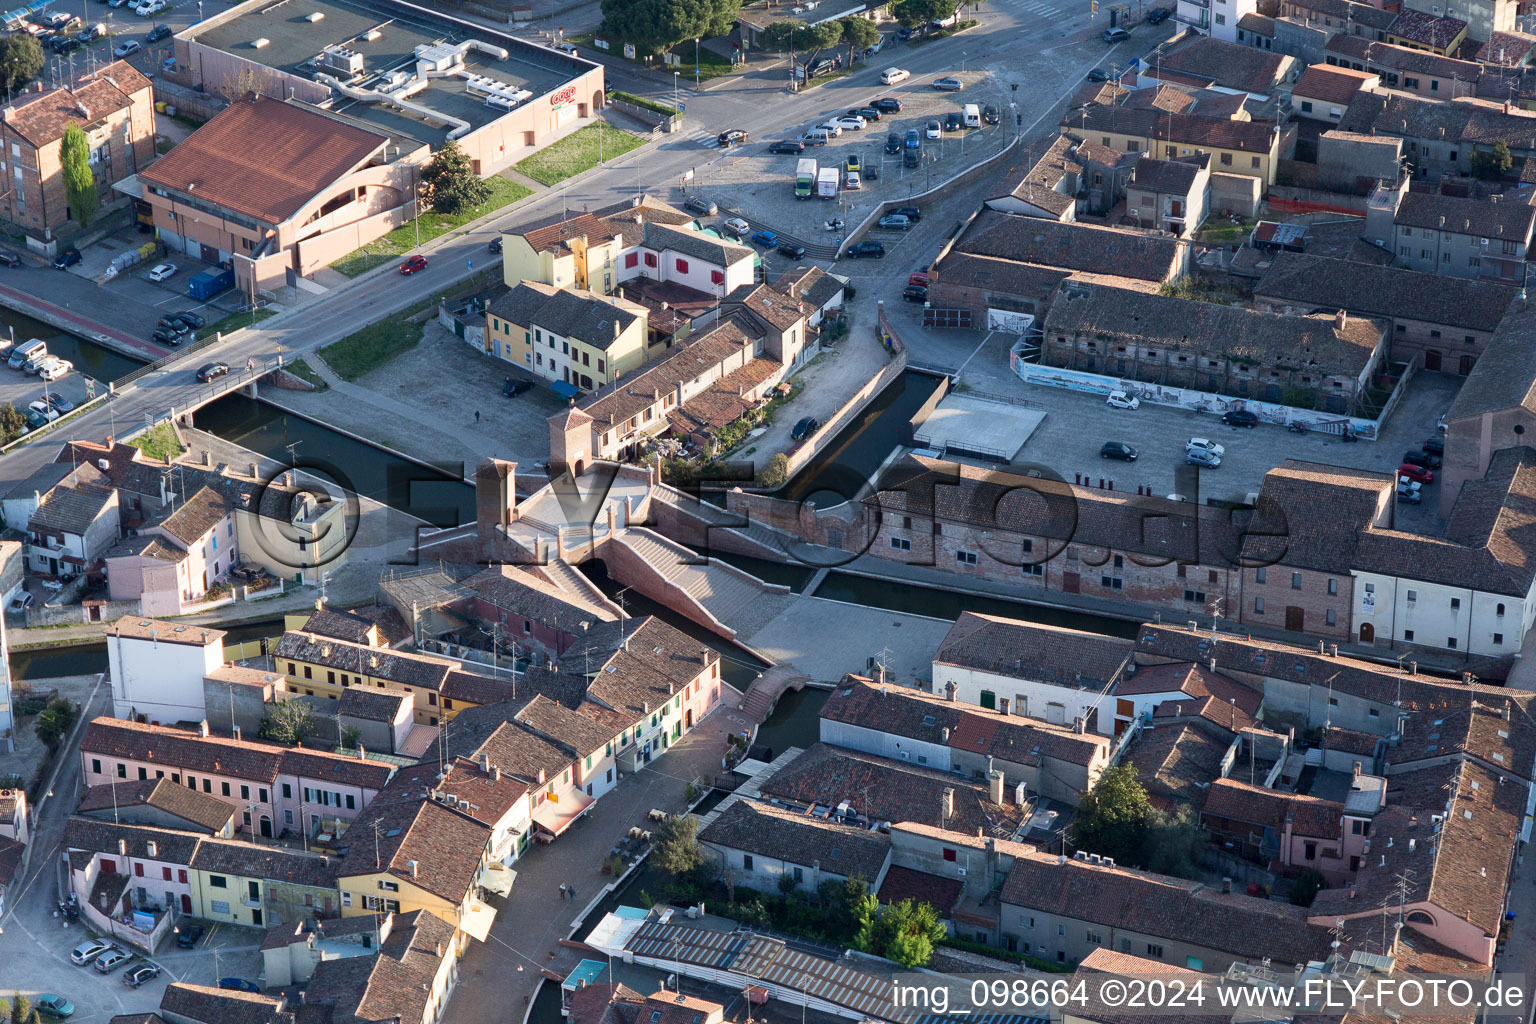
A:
[1185, 448, 1222, 468]
[95, 946, 132, 973]
[71, 938, 111, 965]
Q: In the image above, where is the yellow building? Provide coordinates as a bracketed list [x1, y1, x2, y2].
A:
[336, 797, 497, 941]
[271, 630, 517, 727]
[1387, 10, 1468, 55]
[500, 212, 623, 295]
[1070, 106, 1286, 185]
[486, 281, 653, 393]
[188, 836, 339, 928]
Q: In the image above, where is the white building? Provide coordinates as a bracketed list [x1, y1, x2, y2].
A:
[1177, 0, 1258, 40]
[615, 223, 756, 299]
[930, 613, 1132, 735]
[106, 617, 226, 725]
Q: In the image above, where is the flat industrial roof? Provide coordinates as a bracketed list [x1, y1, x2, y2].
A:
[190, 0, 577, 142]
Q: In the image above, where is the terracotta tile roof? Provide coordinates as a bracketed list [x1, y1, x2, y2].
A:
[1391, 692, 1536, 779]
[190, 836, 337, 888]
[1, 61, 149, 147]
[1395, 191, 1535, 241]
[159, 984, 290, 1024]
[1001, 849, 1333, 965]
[275, 629, 507, 700]
[307, 909, 458, 1024]
[1447, 302, 1536, 421]
[1045, 285, 1386, 378]
[772, 265, 846, 310]
[336, 795, 490, 904]
[139, 96, 388, 226]
[1326, 34, 1480, 80]
[1202, 778, 1345, 839]
[876, 864, 963, 913]
[668, 358, 778, 438]
[1129, 156, 1206, 195]
[29, 473, 116, 537]
[389, 757, 530, 828]
[1074, 949, 1208, 1024]
[338, 687, 412, 723]
[993, 134, 1083, 216]
[935, 612, 1133, 688]
[1294, 64, 1378, 106]
[1389, 10, 1467, 48]
[641, 222, 754, 268]
[1255, 252, 1518, 333]
[519, 213, 618, 254]
[301, 604, 406, 647]
[63, 816, 202, 864]
[1238, 13, 1276, 34]
[929, 252, 1072, 298]
[104, 534, 189, 564]
[532, 615, 715, 721]
[758, 743, 1026, 835]
[699, 798, 891, 880]
[462, 564, 621, 631]
[155, 485, 234, 545]
[1239, 459, 1395, 574]
[1478, 31, 1536, 66]
[508, 693, 624, 757]
[575, 318, 759, 431]
[105, 616, 226, 644]
[1069, 104, 1282, 154]
[726, 282, 811, 332]
[959, 211, 1183, 282]
[1320, 726, 1382, 757]
[443, 707, 578, 787]
[1124, 723, 1228, 807]
[77, 779, 235, 832]
[488, 281, 647, 350]
[1153, 34, 1295, 93]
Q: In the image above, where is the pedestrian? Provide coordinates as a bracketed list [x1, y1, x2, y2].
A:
[559, 882, 567, 899]
[569, 886, 577, 902]
[475, 409, 481, 423]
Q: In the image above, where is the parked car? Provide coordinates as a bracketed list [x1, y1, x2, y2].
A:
[503, 377, 533, 397]
[683, 196, 718, 216]
[845, 241, 885, 259]
[902, 285, 927, 302]
[38, 357, 72, 382]
[196, 362, 230, 382]
[832, 115, 866, 131]
[892, 205, 922, 222]
[871, 97, 903, 112]
[1396, 481, 1423, 504]
[1147, 7, 1171, 22]
[53, 248, 81, 269]
[791, 416, 820, 441]
[95, 947, 132, 974]
[1398, 463, 1435, 484]
[879, 68, 909, 85]
[1186, 438, 1225, 458]
[1105, 390, 1140, 410]
[1186, 448, 1222, 468]
[47, 394, 75, 413]
[146, 23, 171, 39]
[767, 139, 805, 154]
[161, 55, 176, 72]
[71, 940, 113, 966]
[877, 213, 910, 230]
[904, 128, 921, 149]
[883, 132, 902, 155]
[24, 406, 53, 429]
[897, 25, 920, 39]
[721, 217, 749, 237]
[1103, 26, 1130, 41]
[853, 106, 882, 121]
[1087, 67, 1111, 82]
[108, 0, 129, 9]
[1402, 450, 1440, 470]
[777, 242, 807, 260]
[908, 270, 928, 287]
[9, 592, 33, 612]
[982, 104, 1001, 125]
[113, 39, 141, 57]
[152, 326, 185, 346]
[219, 979, 262, 993]
[52, 36, 84, 54]
[175, 924, 205, 948]
[1422, 436, 1445, 456]
[146, 262, 176, 282]
[716, 128, 749, 146]
[815, 122, 844, 137]
[34, 996, 73, 1020]
[173, 310, 206, 329]
[0, 251, 20, 267]
[1222, 409, 1258, 428]
[844, 171, 861, 189]
[399, 255, 428, 275]
[123, 964, 161, 988]
[134, 0, 166, 16]
[932, 76, 964, 90]
[1100, 441, 1139, 461]
[944, 111, 962, 132]
[749, 230, 779, 247]
[925, 120, 941, 139]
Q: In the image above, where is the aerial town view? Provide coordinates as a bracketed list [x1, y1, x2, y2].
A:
[2, 0, 1536, 1018]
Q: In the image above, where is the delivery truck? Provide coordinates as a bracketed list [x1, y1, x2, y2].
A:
[816, 166, 839, 198]
[795, 158, 817, 199]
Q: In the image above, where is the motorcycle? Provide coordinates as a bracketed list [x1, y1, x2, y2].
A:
[1288, 422, 1307, 434]
[1341, 430, 1359, 443]
[824, 218, 844, 232]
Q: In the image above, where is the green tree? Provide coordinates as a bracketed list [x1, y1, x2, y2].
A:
[1069, 762, 1152, 865]
[875, 898, 947, 968]
[849, 886, 880, 952]
[892, 0, 957, 27]
[419, 139, 491, 217]
[0, 35, 43, 96]
[0, 998, 11, 1023]
[61, 123, 99, 228]
[33, 699, 76, 748]
[0, 403, 26, 443]
[1471, 140, 1513, 180]
[258, 698, 314, 745]
[777, 871, 799, 898]
[760, 452, 789, 488]
[838, 16, 880, 66]
[761, 20, 843, 77]
[1290, 868, 1327, 907]
[1138, 805, 1208, 878]
[600, 0, 743, 52]
[11, 993, 31, 1024]
[652, 813, 703, 877]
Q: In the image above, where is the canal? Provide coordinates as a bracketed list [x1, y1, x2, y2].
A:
[0, 307, 144, 385]
[778, 371, 942, 503]
[9, 619, 286, 681]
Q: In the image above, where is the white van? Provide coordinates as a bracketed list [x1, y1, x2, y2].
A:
[880, 67, 910, 84]
[9, 338, 44, 370]
[962, 103, 981, 128]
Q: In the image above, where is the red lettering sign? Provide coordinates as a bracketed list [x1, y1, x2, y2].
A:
[551, 85, 577, 107]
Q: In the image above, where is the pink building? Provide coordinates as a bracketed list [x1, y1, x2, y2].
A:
[105, 485, 239, 616]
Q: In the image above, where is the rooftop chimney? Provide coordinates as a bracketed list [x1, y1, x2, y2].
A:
[198, 720, 210, 738]
[1222, 877, 1232, 893]
[941, 786, 954, 825]
[408, 860, 419, 878]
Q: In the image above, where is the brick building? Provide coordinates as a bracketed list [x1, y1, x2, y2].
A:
[0, 61, 155, 239]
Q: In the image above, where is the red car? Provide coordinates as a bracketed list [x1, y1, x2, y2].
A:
[399, 255, 428, 275]
[908, 271, 928, 287]
[1398, 463, 1435, 484]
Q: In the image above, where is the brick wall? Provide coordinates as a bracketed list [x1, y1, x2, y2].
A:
[1237, 565, 1354, 639]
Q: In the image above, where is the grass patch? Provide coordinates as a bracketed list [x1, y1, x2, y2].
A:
[130, 422, 184, 462]
[330, 177, 534, 278]
[155, 138, 174, 155]
[607, 88, 679, 118]
[1195, 218, 1258, 244]
[285, 358, 327, 390]
[319, 312, 428, 381]
[797, 67, 853, 91]
[515, 123, 645, 187]
[203, 306, 277, 338]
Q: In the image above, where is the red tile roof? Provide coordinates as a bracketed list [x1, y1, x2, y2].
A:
[2, 62, 150, 147]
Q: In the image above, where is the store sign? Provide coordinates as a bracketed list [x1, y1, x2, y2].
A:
[551, 85, 577, 107]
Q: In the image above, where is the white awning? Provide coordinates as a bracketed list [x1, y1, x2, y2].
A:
[459, 898, 497, 942]
[532, 791, 596, 837]
[483, 862, 516, 897]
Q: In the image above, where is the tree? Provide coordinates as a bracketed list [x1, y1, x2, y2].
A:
[761, 20, 843, 77]
[777, 871, 799, 898]
[600, 0, 744, 52]
[342, 725, 362, 749]
[1069, 762, 1152, 865]
[1138, 805, 1208, 878]
[892, 0, 949, 27]
[33, 699, 76, 748]
[258, 698, 315, 745]
[1290, 868, 1327, 907]
[874, 898, 947, 968]
[61, 123, 98, 228]
[10, 993, 30, 1024]
[0, 404, 25, 443]
[849, 886, 880, 952]
[760, 452, 789, 489]
[216, 65, 278, 103]
[839, 16, 880, 66]
[651, 813, 703, 877]
[419, 139, 491, 217]
[1471, 140, 1513, 180]
[0, 35, 43, 96]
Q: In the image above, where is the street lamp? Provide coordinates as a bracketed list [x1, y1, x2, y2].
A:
[673, 70, 679, 106]
[695, 38, 700, 87]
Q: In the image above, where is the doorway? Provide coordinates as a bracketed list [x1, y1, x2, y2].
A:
[1063, 572, 1081, 594]
[180, 893, 192, 914]
[1359, 622, 1375, 643]
[1424, 350, 1442, 371]
[1285, 606, 1305, 632]
[259, 816, 273, 838]
[1460, 354, 1476, 374]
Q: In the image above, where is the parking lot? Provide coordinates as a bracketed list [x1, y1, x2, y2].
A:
[0, 339, 103, 431]
[682, 68, 1016, 249]
[917, 326, 1462, 533]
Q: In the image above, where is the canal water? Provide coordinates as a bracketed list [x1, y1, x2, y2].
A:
[0, 307, 144, 386]
[9, 619, 285, 681]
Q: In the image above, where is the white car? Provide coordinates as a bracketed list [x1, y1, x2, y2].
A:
[1106, 390, 1140, 410]
[27, 399, 59, 422]
[721, 217, 749, 237]
[844, 171, 861, 189]
[925, 120, 941, 140]
[38, 357, 72, 382]
[815, 122, 844, 137]
[1186, 438, 1225, 458]
[832, 115, 866, 131]
[147, 263, 177, 282]
[134, 0, 166, 16]
[880, 67, 910, 84]
[71, 939, 112, 965]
